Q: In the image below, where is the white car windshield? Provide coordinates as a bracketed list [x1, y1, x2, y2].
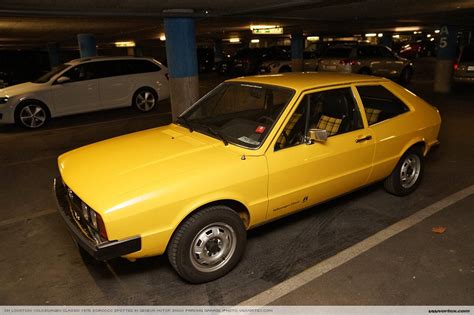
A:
[178, 82, 294, 149]
[34, 64, 70, 83]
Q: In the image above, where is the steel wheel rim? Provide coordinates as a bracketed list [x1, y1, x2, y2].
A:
[20, 105, 46, 128]
[400, 154, 421, 189]
[190, 222, 237, 273]
[136, 91, 155, 112]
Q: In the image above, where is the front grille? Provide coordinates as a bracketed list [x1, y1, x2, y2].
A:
[62, 180, 101, 244]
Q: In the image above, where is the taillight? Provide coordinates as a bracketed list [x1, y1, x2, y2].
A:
[453, 63, 459, 71]
[340, 59, 359, 66]
[165, 73, 169, 80]
[96, 213, 108, 241]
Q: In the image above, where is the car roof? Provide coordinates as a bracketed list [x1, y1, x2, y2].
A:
[228, 72, 385, 91]
[68, 56, 155, 64]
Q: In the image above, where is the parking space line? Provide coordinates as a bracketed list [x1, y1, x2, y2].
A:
[0, 208, 56, 228]
[238, 184, 474, 306]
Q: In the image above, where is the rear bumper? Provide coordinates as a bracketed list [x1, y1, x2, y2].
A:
[453, 76, 474, 83]
[53, 177, 141, 261]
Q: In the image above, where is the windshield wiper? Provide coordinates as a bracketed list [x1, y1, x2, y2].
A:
[176, 116, 193, 132]
[206, 126, 228, 146]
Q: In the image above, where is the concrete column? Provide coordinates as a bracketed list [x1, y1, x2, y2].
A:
[77, 33, 97, 58]
[47, 42, 60, 69]
[164, 17, 199, 121]
[434, 25, 458, 93]
[291, 31, 304, 72]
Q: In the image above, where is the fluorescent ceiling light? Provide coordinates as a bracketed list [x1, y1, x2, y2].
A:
[434, 29, 440, 33]
[251, 39, 260, 43]
[229, 38, 240, 43]
[394, 26, 421, 32]
[427, 34, 432, 38]
[115, 41, 135, 47]
[250, 25, 278, 30]
[159, 35, 166, 41]
[392, 34, 400, 38]
[365, 33, 377, 37]
[377, 33, 383, 37]
[307, 36, 320, 41]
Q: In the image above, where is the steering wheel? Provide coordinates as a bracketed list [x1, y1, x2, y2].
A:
[257, 116, 275, 124]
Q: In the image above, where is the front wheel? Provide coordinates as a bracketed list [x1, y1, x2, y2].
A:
[133, 88, 158, 112]
[15, 101, 49, 129]
[384, 148, 424, 196]
[167, 206, 246, 283]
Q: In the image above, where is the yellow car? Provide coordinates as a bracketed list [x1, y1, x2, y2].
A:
[54, 73, 441, 283]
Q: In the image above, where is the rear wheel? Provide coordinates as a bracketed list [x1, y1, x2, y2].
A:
[400, 67, 413, 84]
[15, 101, 49, 129]
[133, 88, 158, 112]
[167, 205, 246, 283]
[384, 148, 424, 196]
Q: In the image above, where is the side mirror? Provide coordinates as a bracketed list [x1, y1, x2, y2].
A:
[56, 76, 70, 84]
[307, 128, 328, 143]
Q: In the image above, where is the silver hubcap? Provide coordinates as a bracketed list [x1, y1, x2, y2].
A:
[190, 223, 236, 273]
[20, 105, 46, 128]
[136, 91, 156, 112]
[400, 154, 421, 189]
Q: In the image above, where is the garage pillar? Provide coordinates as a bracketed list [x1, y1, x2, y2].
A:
[291, 31, 304, 72]
[434, 25, 458, 93]
[47, 42, 60, 69]
[164, 17, 199, 121]
[77, 33, 97, 58]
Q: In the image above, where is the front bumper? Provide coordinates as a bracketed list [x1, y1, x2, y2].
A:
[53, 177, 141, 261]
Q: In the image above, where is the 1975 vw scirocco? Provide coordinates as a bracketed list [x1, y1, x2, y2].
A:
[54, 73, 441, 283]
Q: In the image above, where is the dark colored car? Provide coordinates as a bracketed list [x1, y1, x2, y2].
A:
[398, 40, 436, 59]
[219, 46, 290, 76]
[453, 45, 474, 84]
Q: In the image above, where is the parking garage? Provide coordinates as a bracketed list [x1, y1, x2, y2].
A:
[0, 0, 473, 312]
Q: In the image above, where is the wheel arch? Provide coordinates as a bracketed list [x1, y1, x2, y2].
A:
[14, 98, 51, 119]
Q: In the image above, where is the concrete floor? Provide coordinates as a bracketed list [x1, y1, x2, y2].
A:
[0, 59, 473, 305]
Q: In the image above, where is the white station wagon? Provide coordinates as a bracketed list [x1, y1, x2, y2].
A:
[0, 56, 170, 128]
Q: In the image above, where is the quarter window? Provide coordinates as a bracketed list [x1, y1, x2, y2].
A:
[356, 85, 410, 125]
[276, 87, 363, 150]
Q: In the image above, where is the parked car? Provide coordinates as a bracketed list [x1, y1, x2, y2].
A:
[398, 40, 436, 59]
[55, 72, 441, 283]
[258, 50, 319, 74]
[220, 46, 290, 76]
[453, 45, 474, 84]
[0, 56, 169, 129]
[318, 44, 414, 83]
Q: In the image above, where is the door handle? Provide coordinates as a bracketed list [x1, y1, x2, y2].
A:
[355, 135, 372, 143]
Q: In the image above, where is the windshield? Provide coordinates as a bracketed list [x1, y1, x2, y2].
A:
[179, 82, 294, 149]
[34, 64, 70, 83]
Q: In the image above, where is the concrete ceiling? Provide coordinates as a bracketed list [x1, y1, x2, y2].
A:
[0, 0, 473, 48]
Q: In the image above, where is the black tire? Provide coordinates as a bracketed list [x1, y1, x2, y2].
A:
[14, 100, 50, 129]
[279, 66, 292, 73]
[359, 68, 371, 75]
[167, 205, 246, 283]
[133, 87, 158, 112]
[384, 147, 424, 196]
[399, 67, 413, 85]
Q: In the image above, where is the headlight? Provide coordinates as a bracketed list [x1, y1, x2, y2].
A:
[90, 211, 98, 229]
[0, 97, 8, 104]
[81, 202, 90, 221]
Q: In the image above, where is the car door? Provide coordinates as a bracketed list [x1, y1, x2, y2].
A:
[265, 85, 375, 220]
[50, 63, 101, 115]
[97, 60, 135, 109]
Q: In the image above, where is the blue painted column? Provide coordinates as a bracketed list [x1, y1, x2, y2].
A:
[47, 42, 60, 69]
[291, 31, 304, 72]
[77, 33, 97, 58]
[164, 17, 199, 120]
[434, 25, 458, 93]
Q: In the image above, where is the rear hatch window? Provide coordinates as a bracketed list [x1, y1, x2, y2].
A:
[323, 47, 352, 58]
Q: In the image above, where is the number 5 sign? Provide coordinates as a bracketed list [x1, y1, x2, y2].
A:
[437, 25, 457, 60]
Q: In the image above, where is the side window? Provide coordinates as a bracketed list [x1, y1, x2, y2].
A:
[356, 85, 410, 125]
[94, 61, 124, 78]
[379, 46, 395, 58]
[61, 63, 97, 82]
[126, 60, 161, 74]
[276, 87, 363, 150]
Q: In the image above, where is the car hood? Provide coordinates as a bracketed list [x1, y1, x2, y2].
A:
[58, 124, 242, 213]
[0, 82, 47, 96]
